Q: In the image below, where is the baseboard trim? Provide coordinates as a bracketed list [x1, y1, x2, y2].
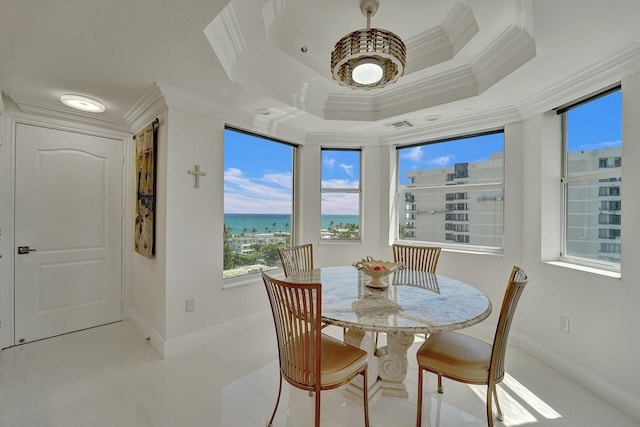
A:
[162, 310, 272, 359]
[127, 308, 165, 358]
[519, 335, 640, 421]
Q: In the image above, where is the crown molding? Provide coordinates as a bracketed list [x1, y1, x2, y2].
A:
[126, 82, 307, 144]
[123, 84, 168, 131]
[405, 27, 456, 75]
[517, 43, 640, 119]
[306, 105, 521, 147]
[379, 105, 522, 146]
[305, 131, 381, 146]
[442, 2, 479, 56]
[7, 92, 130, 133]
[470, 26, 536, 93]
[325, 66, 478, 121]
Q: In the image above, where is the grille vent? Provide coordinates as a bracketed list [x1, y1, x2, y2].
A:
[385, 119, 414, 129]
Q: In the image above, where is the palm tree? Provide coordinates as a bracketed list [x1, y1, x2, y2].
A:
[251, 227, 257, 235]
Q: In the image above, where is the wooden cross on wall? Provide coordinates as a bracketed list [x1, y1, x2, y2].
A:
[188, 164, 207, 189]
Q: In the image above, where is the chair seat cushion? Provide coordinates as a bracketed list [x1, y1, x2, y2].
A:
[320, 334, 368, 387]
[416, 332, 491, 383]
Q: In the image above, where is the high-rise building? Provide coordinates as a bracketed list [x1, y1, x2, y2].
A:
[565, 147, 622, 262]
[400, 152, 504, 247]
[401, 147, 621, 262]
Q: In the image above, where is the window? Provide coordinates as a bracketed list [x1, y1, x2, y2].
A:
[321, 148, 361, 240]
[560, 87, 622, 268]
[223, 127, 297, 279]
[396, 131, 504, 251]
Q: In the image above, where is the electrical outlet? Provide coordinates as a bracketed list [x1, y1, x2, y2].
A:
[560, 315, 570, 334]
[185, 298, 195, 313]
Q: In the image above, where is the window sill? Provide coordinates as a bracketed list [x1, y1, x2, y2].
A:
[318, 239, 364, 245]
[222, 268, 284, 289]
[545, 261, 621, 279]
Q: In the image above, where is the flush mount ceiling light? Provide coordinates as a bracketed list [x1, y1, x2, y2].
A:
[331, 0, 406, 90]
[60, 94, 106, 113]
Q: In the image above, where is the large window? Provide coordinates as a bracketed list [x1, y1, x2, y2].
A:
[223, 127, 296, 279]
[321, 148, 361, 240]
[396, 131, 504, 251]
[560, 87, 622, 268]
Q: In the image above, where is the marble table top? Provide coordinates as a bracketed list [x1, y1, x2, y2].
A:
[285, 266, 492, 334]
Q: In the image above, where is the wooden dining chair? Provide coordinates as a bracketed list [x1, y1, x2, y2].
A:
[392, 243, 441, 273]
[261, 271, 370, 427]
[415, 266, 529, 427]
[389, 243, 442, 343]
[278, 243, 313, 277]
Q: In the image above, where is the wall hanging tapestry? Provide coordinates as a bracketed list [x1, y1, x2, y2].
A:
[134, 118, 159, 258]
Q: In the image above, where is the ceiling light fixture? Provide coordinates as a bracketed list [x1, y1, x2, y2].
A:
[60, 94, 106, 113]
[331, 0, 406, 90]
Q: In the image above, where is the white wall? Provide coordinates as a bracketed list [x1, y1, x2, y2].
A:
[129, 104, 279, 357]
[163, 109, 269, 343]
[516, 73, 640, 418]
[298, 142, 389, 266]
[129, 110, 169, 344]
[138, 92, 638, 416]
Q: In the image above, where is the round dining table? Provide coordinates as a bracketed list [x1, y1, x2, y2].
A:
[283, 266, 492, 400]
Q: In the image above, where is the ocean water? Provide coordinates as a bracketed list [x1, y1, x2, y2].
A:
[224, 213, 359, 235]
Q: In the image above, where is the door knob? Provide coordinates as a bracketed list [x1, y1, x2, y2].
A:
[17, 246, 37, 255]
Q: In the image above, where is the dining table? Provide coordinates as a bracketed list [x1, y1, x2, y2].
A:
[282, 265, 492, 401]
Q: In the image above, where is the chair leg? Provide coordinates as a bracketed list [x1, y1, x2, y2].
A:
[362, 368, 370, 427]
[314, 385, 321, 427]
[416, 367, 424, 427]
[437, 374, 443, 394]
[486, 384, 494, 427]
[268, 373, 283, 427]
[493, 385, 504, 421]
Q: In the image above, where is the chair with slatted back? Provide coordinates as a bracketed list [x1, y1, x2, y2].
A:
[415, 266, 529, 427]
[390, 244, 442, 344]
[278, 243, 313, 277]
[262, 271, 370, 427]
[392, 243, 441, 273]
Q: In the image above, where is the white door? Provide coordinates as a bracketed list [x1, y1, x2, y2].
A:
[15, 124, 123, 344]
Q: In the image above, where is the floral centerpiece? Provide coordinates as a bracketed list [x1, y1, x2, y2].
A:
[353, 256, 404, 288]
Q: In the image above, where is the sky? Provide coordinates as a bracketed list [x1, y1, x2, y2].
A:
[566, 90, 622, 151]
[224, 89, 622, 214]
[397, 132, 504, 185]
[223, 130, 361, 215]
[224, 129, 293, 214]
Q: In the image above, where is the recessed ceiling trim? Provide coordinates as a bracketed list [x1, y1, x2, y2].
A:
[326, 66, 478, 121]
[441, 3, 479, 56]
[403, 4, 478, 75]
[471, 26, 536, 93]
[203, 3, 246, 77]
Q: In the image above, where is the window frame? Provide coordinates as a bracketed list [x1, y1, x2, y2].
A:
[559, 86, 622, 272]
[320, 147, 363, 242]
[222, 126, 299, 285]
[394, 129, 505, 254]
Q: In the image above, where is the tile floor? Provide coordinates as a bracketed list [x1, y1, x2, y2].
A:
[0, 320, 637, 427]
